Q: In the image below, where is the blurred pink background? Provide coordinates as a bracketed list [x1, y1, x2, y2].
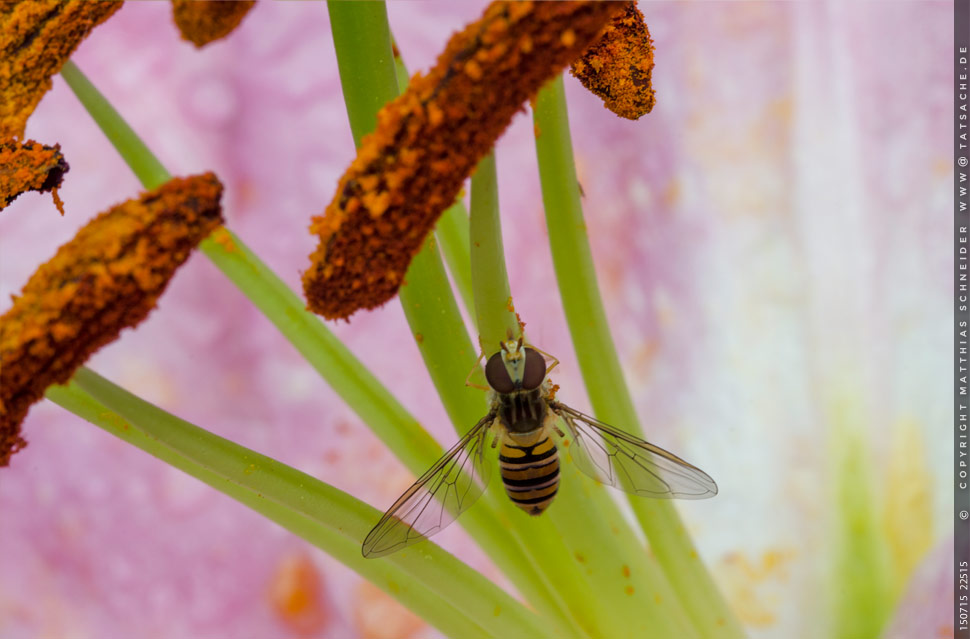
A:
[0, 2, 953, 638]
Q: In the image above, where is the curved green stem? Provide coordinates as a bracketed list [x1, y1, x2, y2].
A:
[327, 4, 578, 634]
[392, 40, 476, 320]
[470, 146, 696, 639]
[60, 61, 169, 190]
[469, 153, 518, 348]
[436, 201, 476, 322]
[533, 75, 745, 639]
[46, 369, 547, 639]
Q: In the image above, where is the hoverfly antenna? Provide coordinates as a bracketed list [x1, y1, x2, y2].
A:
[499, 339, 524, 363]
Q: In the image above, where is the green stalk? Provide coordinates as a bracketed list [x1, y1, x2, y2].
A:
[328, 0, 398, 141]
[400, 237, 581, 638]
[327, 0, 483, 433]
[435, 201, 476, 322]
[391, 42, 475, 319]
[533, 76, 745, 638]
[470, 151, 696, 639]
[46, 369, 549, 639]
[327, 5, 579, 634]
[60, 62, 168, 190]
[469, 153, 518, 345]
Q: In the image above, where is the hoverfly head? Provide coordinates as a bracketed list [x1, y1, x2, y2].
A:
[485, 339, 546, 393]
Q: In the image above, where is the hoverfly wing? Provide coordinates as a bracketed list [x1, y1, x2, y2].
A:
[362, 414, 496, 558]
[551, 402, 717, 499]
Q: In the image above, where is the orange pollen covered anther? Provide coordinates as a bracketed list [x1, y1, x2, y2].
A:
[570, 2, 657, 121]
[0, 0, 122, 138]
[302, 0, 626, 320]
[0, 173, 225, 466]
[0, 140, 69, 212]
[171, 0, 255, 49]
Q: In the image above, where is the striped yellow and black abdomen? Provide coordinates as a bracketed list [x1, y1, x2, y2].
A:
[498, 434, 560, 516]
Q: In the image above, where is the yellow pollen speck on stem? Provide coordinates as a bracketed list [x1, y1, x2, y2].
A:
[493, 605, 501, 617]
[622, 565, 630, 578]
[574, 551, 586, 563]
[415, 333, 424, 343]
[625, 585, 635, 596]
[212, 227, 237, 253]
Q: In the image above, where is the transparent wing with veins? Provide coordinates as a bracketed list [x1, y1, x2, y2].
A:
[551, 402, 717, 499]
[362, 414, 496, 558]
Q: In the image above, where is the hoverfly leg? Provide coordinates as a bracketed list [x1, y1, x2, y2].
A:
[527, 344, 560, 376]
[464, 350, 491, 391]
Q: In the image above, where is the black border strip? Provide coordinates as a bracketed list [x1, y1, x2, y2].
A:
[956, 1, 969, 636]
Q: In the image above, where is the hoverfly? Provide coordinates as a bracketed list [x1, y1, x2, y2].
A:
[362, 338, 717, 557]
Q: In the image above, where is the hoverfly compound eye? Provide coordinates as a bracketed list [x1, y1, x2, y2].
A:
[485, 351, 515, 393]
[522, 348, 546, 390]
